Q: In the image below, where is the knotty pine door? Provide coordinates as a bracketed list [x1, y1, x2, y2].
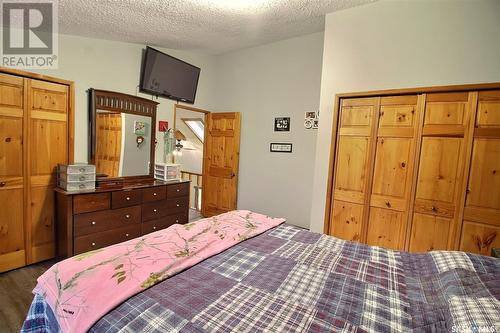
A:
[28, 79, 69, 264]
[408, 92, 474, 252]
[0, 73, 71, 272]
[366, 95, 420, 250]
[459, 90, 500, 255]
[0, 73, 26, 271]
[329, 97, 378, 243]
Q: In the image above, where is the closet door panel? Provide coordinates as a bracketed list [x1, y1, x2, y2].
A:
[409, 213, 451, 252]
[330, 200, 363, 242]
[334, 136, 369, 203]
[366, 207, 404, 250]
[459, 221, 499, 256]
[0, 188, 25, 271]
[415, 137, 462, 204]
[28, 79, 69, 264]
[458, 90, 500, 256]
[410, 92, 471, 252]
[466, 139, 500, 210]
[366, 96, 418, 250]
[330, 98, 377, 242]
[371, 137, 411, 199]
[0, 73, 25, 272]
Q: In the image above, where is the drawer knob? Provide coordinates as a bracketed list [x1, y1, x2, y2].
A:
[175, 219, 179, 223]
[126, 197, 131, 201]
[176, 189, 180, 192]
[125, 214, 131, 219]
[79, 167, 85, 172]
[125, 233, 129, 237]
[153, 209, 158, 213]
[176, 204, 180, 207]
[91, 242, 96, 247]
[153, 192, 157, 196]
[91, 221, 96, 225]
[79, 176, 85, 181]
[153, 226, 157, 230]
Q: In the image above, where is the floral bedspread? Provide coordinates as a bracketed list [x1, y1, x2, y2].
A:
[22, 220, 500, 332]
[24, 210, 285, 332]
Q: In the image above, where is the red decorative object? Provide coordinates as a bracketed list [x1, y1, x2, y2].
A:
[158, 121, 168, 132]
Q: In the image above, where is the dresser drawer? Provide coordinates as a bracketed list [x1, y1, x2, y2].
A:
[74, 224, 141, 255]
[166, 182, 189, 198]
[112, 189, 142, 208]
[142, 186, 166, 202]
[74, 206, 141, 236]
[164, 197, 190, 213]
[142, 201, 169, 222]
[166, 211, 189, 225]
[73, 193, 110, 214]
[141, 218, 174, 235]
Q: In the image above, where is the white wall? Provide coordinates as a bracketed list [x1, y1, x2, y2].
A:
[214, 32, 324, 228]
[309, 0, 500, 232]
[27, 33, 218, 163]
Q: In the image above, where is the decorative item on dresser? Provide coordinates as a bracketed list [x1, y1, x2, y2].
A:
[55, 180, 190, 257]
[324, 82, 500, 256]
[0, 67, 74, 273]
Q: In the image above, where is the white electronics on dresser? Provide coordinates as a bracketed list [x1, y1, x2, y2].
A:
[154, 163, 181, 181]
[57, 164, 96, 191]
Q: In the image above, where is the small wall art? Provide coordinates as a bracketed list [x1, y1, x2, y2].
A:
[304, 110, 319, 129]
[274, 117, 290, 132]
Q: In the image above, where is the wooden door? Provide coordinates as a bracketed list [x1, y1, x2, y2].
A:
[366, 95, 419, 250]
[329, 97, 378, 242]
[201, 112, 241, 217]
[0, 73, 26, 272]
[27, 79, 69, 264]
[95, 113, 122, 177]
[409, 92, 472, 252]
[460, 90, 500, 255]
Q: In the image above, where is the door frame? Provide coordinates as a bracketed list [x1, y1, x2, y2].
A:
[173, 103, 210, 216]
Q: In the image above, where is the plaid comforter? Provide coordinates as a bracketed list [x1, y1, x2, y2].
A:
[22, 224, 500, 332]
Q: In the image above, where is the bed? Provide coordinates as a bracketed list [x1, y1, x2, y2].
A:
[21, 210, 500, 332]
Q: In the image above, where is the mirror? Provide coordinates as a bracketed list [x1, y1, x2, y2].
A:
[89, 89, 158, 181]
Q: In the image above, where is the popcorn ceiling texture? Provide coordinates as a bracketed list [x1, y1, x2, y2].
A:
[58, 0, 375, 54]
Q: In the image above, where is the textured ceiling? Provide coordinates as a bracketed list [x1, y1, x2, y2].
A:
[58, 0, 375, 54]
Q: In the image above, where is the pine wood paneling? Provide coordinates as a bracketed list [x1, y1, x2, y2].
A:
[459, 221, 499, 256]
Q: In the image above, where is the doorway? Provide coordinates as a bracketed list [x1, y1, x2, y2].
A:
[173, 104, 209, 222]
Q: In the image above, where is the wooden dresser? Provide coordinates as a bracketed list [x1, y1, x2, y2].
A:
[56, 180, 190, 257]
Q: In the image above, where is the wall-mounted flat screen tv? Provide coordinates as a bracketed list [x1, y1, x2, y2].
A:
[140, 46, 201, 104]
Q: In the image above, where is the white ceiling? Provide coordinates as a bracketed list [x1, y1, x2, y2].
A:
[59, 0, 375, 54]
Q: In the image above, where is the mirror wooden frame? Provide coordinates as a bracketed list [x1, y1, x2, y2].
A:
[89, 88, 159, 184]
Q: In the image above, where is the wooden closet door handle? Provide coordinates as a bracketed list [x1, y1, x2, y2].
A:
[0, 181, 5, 187]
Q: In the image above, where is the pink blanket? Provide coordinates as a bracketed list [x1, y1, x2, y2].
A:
[33, 210, 285, 332]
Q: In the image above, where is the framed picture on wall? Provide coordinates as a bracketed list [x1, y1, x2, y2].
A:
[274, 117, 290, 132]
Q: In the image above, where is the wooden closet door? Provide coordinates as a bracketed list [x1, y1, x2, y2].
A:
[409, 92, 472, 252]
[366, 95, 419, 250]
[329, 97, 378, 242]
[0, 73, 26, 272]
[27, 79, 69, 264]
[460, 90, 500, 255]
